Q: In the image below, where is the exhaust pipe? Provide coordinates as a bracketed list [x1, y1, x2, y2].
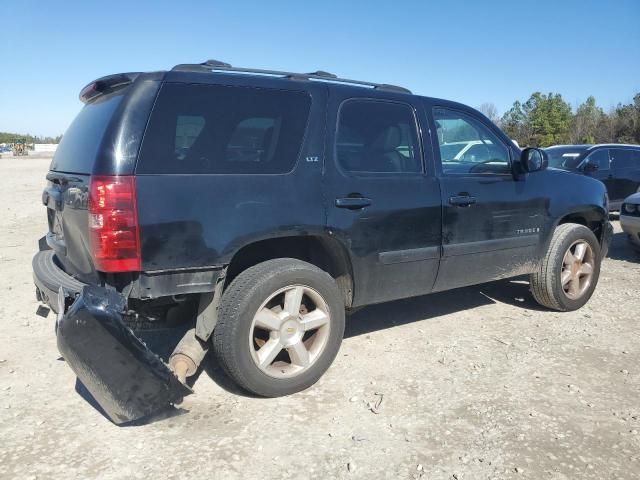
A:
[169, 328, 209, 384]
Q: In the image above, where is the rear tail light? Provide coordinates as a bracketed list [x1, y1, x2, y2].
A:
[88, 176, 141, 272]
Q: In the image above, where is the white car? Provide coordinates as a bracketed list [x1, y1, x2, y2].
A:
[438, 140, 488, 161]
[620, 192, 640, 249]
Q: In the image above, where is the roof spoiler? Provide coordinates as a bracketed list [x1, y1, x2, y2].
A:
[79, 72, 141, 103]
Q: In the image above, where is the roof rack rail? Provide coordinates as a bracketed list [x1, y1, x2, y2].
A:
[170, 60, 411, 94]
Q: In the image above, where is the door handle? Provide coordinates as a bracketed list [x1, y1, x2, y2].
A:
[335, 197, 372, 210]
[449, 195, 476, 207]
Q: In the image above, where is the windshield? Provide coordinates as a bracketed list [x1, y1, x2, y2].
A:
[545, 147, 588, 170]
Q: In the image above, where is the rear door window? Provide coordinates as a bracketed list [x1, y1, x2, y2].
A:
[335, 100, 422, 174]
[50, 92, 124, 174]
[610, 149, 636, 170]
[137, 83, 311, 174]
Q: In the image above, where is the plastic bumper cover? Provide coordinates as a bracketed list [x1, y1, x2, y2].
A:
[620, 214, 640, 247]
[32, 250, 84, 313]
[55, 285, 192, 424]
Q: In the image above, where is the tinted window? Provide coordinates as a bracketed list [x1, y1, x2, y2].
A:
[138, 83, 311, 174]
[439, 143, 468, 160]
[585, 149, 610, 171]
[545, 147, 588, 169]
[434, 108, 510, 174]
[336, 100, 421, 173]
[51, 92, 124, 173]
[611, 149, 638, 169]
[175, 115, 205, 153]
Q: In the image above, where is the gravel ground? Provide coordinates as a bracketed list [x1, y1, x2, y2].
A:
[0, 158, 638, 480]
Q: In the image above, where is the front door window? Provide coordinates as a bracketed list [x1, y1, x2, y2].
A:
[433, 108, 510, 175]
[585, 149, 610, 171]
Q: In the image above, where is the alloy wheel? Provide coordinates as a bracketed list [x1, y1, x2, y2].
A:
[249, 285, 331, 378]
[561, 240, 595, 300]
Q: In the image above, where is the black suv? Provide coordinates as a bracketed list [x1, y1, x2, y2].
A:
[545, 144, 640, 210]
[33, 60, 613, 423]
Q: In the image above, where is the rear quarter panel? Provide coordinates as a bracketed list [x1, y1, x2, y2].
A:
[135, 77, 328, 271]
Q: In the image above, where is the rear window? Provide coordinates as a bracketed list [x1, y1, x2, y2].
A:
[137, 83, 311, 174]
[50, 92, 124, 173]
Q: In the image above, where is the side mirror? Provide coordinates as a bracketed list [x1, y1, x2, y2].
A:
[521, 148, 548, 173]
[583, 161, 599, 173]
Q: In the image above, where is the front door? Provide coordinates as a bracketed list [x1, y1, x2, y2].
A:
[428, 105, 548, 292]
[324, 94, 442, 306]
[582, 148, 616, 200]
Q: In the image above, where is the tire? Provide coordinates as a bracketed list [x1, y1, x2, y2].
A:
[529, 223, 601, 311]
[213, 258, 345, 397]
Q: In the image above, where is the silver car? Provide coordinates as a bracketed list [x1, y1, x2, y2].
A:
[620, 192, 640, 249]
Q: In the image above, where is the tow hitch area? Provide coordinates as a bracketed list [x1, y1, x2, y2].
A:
[56, 285, 192, 424]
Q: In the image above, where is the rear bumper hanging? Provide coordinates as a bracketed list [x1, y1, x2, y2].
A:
[56, 285, 192, 424]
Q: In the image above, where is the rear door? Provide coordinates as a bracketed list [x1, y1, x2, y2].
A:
[323, 92, 442, 307]
[609, 148, 640, 202]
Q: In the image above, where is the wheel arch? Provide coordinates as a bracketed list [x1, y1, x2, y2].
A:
[554, 207, 608, 247]
[225, 234, 355, 308]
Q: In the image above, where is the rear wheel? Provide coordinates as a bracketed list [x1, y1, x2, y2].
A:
[213, 258, 345, 397]
[529, 223, 601, 311]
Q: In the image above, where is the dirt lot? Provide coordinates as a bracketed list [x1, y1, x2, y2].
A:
[0, 158, 638, 480]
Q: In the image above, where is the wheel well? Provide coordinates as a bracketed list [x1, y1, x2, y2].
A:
[226, 236, 354, 307]
[558, 213, 603, 243]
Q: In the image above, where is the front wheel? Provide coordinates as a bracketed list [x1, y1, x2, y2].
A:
[213, 258, 345, 397]
[529, 223, 601, 311]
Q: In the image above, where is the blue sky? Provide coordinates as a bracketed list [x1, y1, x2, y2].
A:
[1, 0, 639, 137]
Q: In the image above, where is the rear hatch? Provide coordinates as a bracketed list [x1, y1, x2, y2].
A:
[43, 74, 159, 283]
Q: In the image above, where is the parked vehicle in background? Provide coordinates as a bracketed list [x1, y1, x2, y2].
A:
[545, 144, 640, 211]
[437, 140, 501, 164]
[620, 193, 640, 250]
[33, 60, 612, 424]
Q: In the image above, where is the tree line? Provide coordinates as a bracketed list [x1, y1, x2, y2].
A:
[479, 92, 640, 148]
[2, 91, 640, 149]
[0, 132, 62, 144]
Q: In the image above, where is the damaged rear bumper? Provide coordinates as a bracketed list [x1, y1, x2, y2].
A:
[55, 285, 192, 424]
[32, 250, 84, 313]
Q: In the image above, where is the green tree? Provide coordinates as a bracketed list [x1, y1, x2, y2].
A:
[0, 132, 62, 144]
[571, 96, 604, 144]
[500, 100, 529, 145]
[594, 107, 616, 143]
[612, 93, 640, 144]
[525, 92, 572, 147]
[500, 92, 572, 147]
